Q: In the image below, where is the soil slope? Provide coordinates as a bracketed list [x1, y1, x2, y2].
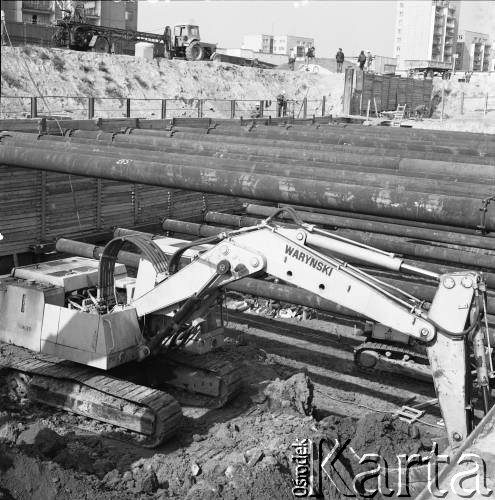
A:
[0, 46, 344, 119]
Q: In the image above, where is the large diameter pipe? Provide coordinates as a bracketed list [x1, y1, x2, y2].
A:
[280, 205, 495, 237]
[267, 122, 495, 149]
[323, 122, 492, 141]
[124, 128, 495, 174]
[117, 129, 495, 168]
[69, 129, 402, 170]
[1, 143, 493, 231]
[4, 133, 490, 197]
[207, 209, 495, 251]
[227, 277, 363, 320]
[162, 218, 495, 272]
[56, 238, 141, 267]
[139, 126, 495, 157]
[299, 124, 495, 152]
[114, 130, 495, 182]
[203, 212, 495, 288]
[70, 129, 495, 176]
[201, 125, 495, 155]
[129, 129, 495, 165]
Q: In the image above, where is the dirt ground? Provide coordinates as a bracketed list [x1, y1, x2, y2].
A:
[0, 46, 344, 120]
[406, 73, 495, 133]
[0, 309, 445, 500]
[2, 46, 494, 133]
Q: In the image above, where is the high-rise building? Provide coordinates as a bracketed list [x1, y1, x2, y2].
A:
[456, 30, 493, 72]
[394, 0, 460, 70]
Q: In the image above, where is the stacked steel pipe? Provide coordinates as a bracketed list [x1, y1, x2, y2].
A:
[1, 120, 494, 324]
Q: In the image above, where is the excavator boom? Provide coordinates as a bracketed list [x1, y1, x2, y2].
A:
[127, 214, 488, 447]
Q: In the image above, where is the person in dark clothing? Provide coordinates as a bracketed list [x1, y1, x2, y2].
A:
[305, 46, 315, 65]
[336, 48, 344, 73]
[276, 91, 287, 117]
[357, 50, 366, 70]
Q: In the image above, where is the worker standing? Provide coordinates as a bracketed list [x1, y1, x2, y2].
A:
[366, 50, 374, 71]
[335, 47, 345, 73]
[357, 50, 366, 70]
[305, 45, 315, 65]
[276, 91, 287, 117]
[288, 47, 296, 71]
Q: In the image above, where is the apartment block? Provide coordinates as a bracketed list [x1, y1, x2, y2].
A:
[241, 34, 274, 54]
[273, 35, 314, 57]
[394, 0, 460, 70]
[2, 0, 137, 30]
[242, 33, 314, 58]
[456, 30, 493, 72]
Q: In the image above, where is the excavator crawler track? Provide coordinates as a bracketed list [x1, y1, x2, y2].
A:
[354, 341, 431, 382]
[162, 350, 244, 408]
[0, 344, 182, 448]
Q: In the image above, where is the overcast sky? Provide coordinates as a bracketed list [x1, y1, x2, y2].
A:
[138, 1, 495, 58]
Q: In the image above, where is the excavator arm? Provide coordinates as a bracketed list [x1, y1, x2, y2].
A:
[128, 210, 490, 448]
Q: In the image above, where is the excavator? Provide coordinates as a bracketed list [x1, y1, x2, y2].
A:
[0, 208, 492, 449]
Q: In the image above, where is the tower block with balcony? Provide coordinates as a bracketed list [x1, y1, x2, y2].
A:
[394, 0, 460, 72]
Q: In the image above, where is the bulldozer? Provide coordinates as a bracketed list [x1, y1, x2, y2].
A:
[163, 24, 216, 61]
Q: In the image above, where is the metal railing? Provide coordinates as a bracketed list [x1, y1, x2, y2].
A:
[438, 88, 494, 120]
[0, 95, 330, 120]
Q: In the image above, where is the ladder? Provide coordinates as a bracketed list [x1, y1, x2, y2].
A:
[392, 104, 406, 127]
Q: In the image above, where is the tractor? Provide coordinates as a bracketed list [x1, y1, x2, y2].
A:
[163, 24, 216, 61]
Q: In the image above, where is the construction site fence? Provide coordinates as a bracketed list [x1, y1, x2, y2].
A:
[349, 71, 434, 117]
[438, 90, 495, 120]
[0, 96, 328, 121]
[353, 92, 495, 120]
[0, 163, 243, 260]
